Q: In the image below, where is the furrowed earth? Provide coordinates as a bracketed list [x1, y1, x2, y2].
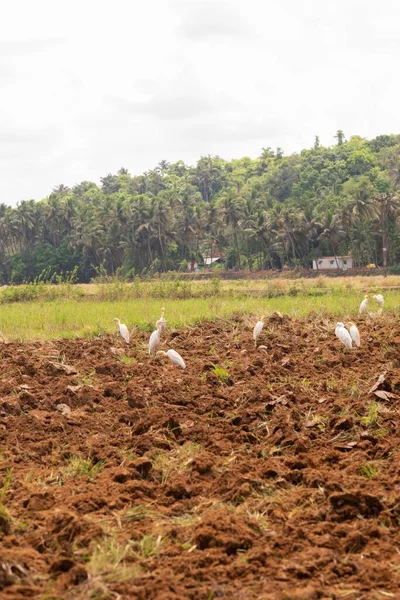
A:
[1, 314, 400, 600]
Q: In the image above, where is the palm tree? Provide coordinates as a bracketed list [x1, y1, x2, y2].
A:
[318, 212, 344, 268]
[244, 209, 275, 269]
[148, 197, 173, 271]
[125, 195, 153, 268]
[176, 197, 199, 261]
[266, 204, 306, 265]
[15, 200, 40, 251]
[70, 204, 103, 268]
[373, 194, 400, 267]
[218, 189, 243, 269]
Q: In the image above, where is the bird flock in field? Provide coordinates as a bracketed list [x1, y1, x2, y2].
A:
[113, 307, 186, 369]
[332, 293, 384, 350]
[112, 293, 386, 367]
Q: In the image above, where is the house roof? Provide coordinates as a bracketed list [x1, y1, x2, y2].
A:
[316, 256, 352, 260]
[204, 257, 221, 265]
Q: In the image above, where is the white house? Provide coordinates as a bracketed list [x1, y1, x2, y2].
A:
[204, 257, 222, 267]
[312, 256, 353, 270]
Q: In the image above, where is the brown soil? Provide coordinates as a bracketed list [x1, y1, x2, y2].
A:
[0, 315, 400, 600]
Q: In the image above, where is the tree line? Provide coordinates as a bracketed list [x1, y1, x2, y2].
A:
[1, 131, 400, 283]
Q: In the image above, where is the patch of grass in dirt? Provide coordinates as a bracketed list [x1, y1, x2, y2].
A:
[359, 462, 380, 478]
[119, 448, 140, 462]
[117, 504, 161, 524]
[87, 538, 141, 584]
[360, 400, 381, 427]
[62, 456, 105, 480]
[212, 365, 230, 384]
[171, 512, 202, 528]
[130, 534, 167, 559]
[152, 443, 201, 485]
[30, 470, 64, 488]
[119, 354, 134, 365]
[0, 469, 12, 533]
[77, 373, 96, 386]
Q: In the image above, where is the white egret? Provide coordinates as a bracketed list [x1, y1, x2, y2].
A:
[359, 295, 368, 315]
[335, 322, 344, 338]
[156, 307, 167, 335]
[156, 349, 186, 369]
[253, 316, 264, 346]
[149, 324, 161, 356]
[347, 321, 361, 347]
[374, 294, 384, 314]
[337, 325, 352, 349]
[112, 318, 130, 344]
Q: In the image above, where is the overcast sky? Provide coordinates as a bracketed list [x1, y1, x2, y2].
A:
[1, 0, 400, 205]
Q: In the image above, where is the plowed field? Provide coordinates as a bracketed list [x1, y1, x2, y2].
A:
[1, 314, 400, 600]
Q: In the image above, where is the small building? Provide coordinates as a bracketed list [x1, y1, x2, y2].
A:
[313, 256, 353, 270]
[204, 257, 222, 267]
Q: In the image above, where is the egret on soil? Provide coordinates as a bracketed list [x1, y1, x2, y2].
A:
[347, 321, 361, 347]
[253, 316, 264, 346]
[359, 295, 368, 315]
[335, 322, 352, 349]
[156, 307, 167, 335]
[156, 349, 186, 369]
[112, 318, 130, 344]
[374, 294, 384, 314]
[335, 322, 344, 338]
[149, 324, 161, 356]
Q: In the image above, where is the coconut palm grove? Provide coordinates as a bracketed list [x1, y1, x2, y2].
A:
[1, 131, 400, 283]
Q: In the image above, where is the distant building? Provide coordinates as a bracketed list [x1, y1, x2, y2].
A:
[204, 257, 222, 267]
[313, 256, 353, 270]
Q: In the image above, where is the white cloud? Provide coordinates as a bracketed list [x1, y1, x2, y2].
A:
[176, 0, 252, 40]
[1, 0, 400, 204]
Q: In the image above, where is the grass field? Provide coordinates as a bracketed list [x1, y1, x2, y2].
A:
[0, 276, 399, 341]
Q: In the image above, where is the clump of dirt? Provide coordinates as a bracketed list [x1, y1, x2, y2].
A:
[0, 314, 399, 599]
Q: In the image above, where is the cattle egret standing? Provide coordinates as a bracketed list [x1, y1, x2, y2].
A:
[335, 322, 344, 338]
[359, 295, 368, 315]
[253, 316, 264, 346]
[337, 325, 352, 349]
[156, 349, 186, 369]
[156, 307, 167, 335]
[374, 294, 384, 314]
[112, 318, 130, 344]
[149, 324, 161, 356]
[347, 322, 361, 347]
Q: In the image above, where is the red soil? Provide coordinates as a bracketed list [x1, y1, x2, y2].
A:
[0, 314, 400, 599]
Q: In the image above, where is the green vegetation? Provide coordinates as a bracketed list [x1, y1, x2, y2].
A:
[2, 133, 400, 284]
[212, 365, 230, 384]
[359, 463, 379, 478]
[130, 534, 166, 559]
[87, 538, 141, 584]
[0, 469, 12, 534]
[62, 456, 105, 480]
[0, 277, 398, 341]
[360, 401, 381, 427]
[152, 443, 201, 485]
[117, 504, 160, 523]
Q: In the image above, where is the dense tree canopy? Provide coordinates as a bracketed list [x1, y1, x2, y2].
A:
[1, 132, 400, 283]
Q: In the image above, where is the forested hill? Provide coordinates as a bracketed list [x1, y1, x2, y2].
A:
[1, 131, 400, 284]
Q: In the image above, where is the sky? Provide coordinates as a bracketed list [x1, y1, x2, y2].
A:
[1, 0, 400, 205]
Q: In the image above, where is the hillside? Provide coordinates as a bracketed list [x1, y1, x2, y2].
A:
[1, 132, 400, 283]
